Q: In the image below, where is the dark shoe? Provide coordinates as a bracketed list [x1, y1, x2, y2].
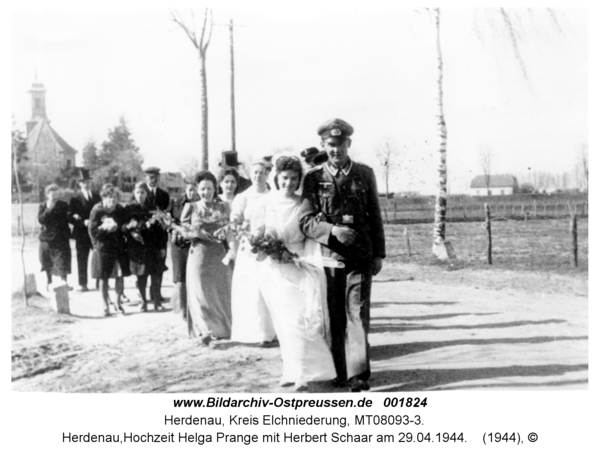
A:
[76, 285, 89, 292]
[115, 301, 125, 314]
[155, 303, 164, 311]
[332, 377, 347, 388]
[104, 308, 111, 317]
[347, 377, 370, 392]
[141, 303, 148, 312]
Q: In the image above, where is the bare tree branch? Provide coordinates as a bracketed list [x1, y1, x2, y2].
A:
[170, 9, 199, 48]
[499, 8, 529, 80]
[203, 9, 214, 53]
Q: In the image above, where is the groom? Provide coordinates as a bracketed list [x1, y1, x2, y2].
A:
[299, 118, 385, 392]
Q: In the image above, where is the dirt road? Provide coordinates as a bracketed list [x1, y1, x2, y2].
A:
[12, 253, 587, 392]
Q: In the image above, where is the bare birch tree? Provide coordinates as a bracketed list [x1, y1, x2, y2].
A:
[429, 8, 565, 259]
[432, 8, 449, 257]
[171, 8, 214, 170]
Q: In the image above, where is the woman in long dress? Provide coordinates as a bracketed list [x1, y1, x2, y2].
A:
[180, 171, 233, 344]
[256, 156, 336, 391]
[229, 161, 276, 345]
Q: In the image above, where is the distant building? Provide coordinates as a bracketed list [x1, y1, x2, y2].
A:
[25, 79, 78, 196]
[26, 80, 78, 169]
[160, 172, 185, 197]
[469, 174, 518, 196]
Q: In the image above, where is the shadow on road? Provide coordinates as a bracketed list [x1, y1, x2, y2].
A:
[370, 336, 588, 360]
[370, 363, 588, 391]
[370, 318, 568, 333]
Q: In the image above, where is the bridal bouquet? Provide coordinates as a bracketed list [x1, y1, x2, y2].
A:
[248, 233, 298, 263]
[248, 233, 344, 269]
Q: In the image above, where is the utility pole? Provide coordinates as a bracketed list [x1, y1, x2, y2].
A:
[229, 19, 236, 152]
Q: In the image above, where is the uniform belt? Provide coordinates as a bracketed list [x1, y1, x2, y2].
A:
[327, 214, 367, 225]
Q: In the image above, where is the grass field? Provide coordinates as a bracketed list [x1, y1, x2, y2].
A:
[383, 218, 587, 274]
[13, 199, 587, 278]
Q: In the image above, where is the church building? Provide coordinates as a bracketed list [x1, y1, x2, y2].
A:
[26, 80, 78, 171]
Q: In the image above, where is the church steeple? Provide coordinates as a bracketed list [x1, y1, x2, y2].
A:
[27, 75, 48, 133]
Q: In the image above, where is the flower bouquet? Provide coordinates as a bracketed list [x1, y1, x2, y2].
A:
[248, 233, 344, 269]
[99, 216, 118, 232]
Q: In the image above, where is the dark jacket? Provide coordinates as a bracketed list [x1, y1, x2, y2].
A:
[88, 203, 127, 255]
[144, 186, 170, 211]
[38, 200, 71, 244]
[298, 160, 386, 262]
[124, 202, 164, 254]
[68, 190, 101, 241]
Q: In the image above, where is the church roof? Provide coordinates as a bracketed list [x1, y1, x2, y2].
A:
[470, 174, 518, 188]
[27, 119, 78, 157]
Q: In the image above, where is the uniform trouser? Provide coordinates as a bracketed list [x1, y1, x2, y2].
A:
[325, 261, 372, 382]
[76, 238, 93, 287]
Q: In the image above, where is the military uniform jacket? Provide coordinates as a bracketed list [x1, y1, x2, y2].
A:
[299, 160, 385, 262]
[68, 190, 101, 241]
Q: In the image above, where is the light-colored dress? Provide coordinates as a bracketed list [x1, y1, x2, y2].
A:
[230, 186, 276, 343]
[181, 200, 232, 340]
[257, 191, 336, 385]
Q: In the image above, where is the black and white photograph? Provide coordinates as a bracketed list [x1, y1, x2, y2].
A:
[7, 2, 595, 449]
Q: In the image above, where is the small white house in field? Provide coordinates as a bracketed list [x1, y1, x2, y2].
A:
[469, 174, 518, 196]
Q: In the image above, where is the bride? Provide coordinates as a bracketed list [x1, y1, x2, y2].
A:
[255, 156, 336, 391]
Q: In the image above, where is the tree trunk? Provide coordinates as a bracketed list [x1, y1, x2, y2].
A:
[432, 8, 449, 251]
[199, 50, 209, 170]
[12, 142, 28, 307]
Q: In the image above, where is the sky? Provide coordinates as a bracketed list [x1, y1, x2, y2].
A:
[10, 4, 588, 195]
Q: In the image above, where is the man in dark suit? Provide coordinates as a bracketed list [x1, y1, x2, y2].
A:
[219, 151, 252, 193]
[68, 168, 101, 292]
[298, 118, 385, 392]
[143, 167, 170, 305]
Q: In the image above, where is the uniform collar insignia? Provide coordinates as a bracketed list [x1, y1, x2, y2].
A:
[326, 159, 353, 177]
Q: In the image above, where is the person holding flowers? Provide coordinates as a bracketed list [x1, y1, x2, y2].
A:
[123, 181, 168, 312]
[38, 184, 72, 290]
[88, 185, 130, 316]
[229, 160, 276, 345]
[179, 171, 233, 344]
[252, 156, 337, 391]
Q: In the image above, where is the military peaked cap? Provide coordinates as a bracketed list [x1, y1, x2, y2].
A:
[144, 166, 161, 175]
[317, 118, 354, 140]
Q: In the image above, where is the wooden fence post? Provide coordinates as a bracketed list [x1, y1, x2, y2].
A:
[404, 227, 411, 258]
[570, 214, 578, 268]
[485, 203, 492, 265]
[384, 207, 389, 224]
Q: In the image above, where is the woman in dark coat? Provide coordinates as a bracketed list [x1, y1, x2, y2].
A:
[38, 184, 72, 289]
[123, 181, 167, 312]
[89, 185, 130, 316]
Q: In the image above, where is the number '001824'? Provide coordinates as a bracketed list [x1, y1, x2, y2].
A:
[383, 397, 428, 408]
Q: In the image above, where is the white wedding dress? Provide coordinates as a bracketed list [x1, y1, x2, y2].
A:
[256, 191, 336, 386]
[230, 187, 277, 343]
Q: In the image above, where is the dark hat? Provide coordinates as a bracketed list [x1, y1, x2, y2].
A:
[143, 166, 161, 175]
[219, 151, 242, 167]
[317, 118, 354, 140]
[75, 167, 91, 181]
[263, 155, 273, 169]
[301, 147, 328, 166]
